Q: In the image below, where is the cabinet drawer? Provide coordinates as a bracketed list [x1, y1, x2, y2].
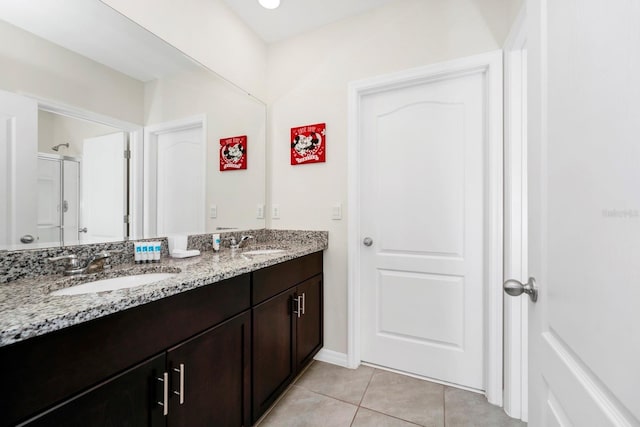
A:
[0, 274, 250, 427]
[252, 252, 323, 305]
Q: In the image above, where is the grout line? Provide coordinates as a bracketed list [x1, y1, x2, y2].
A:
[349, 406, 360, 427]
[357, 367, 376, 407]
[443, 385, 446, 427]
[358, 406, 426, 426]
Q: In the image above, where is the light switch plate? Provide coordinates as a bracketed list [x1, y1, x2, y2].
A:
[209, 204, 217, 219]
[272, 204, 280, 219]
[257, 204, 265, 219]
[331, 203, 342, 220]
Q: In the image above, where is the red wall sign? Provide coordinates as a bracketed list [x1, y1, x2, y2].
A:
[220, 135, 247, 171]
[291, 123, 326, 165]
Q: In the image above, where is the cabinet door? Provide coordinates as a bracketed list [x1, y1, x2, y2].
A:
[167, 311, 251, 427]
[295, 274, 323, 370]
[252, 290, 295, 422]
[23, 354, 166, 427]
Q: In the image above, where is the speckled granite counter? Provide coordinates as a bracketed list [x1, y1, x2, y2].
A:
[0, 232, 327, 347]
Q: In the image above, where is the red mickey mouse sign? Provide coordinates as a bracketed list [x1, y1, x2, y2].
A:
[291, 123, 326, 165]
[220, 135, 247, 171]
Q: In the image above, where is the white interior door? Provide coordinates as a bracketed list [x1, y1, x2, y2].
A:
[0, 90, 37, 249]
[155, 125, 204, 236]
[359, 68, 487, 389]
[524, 1, 640, 425]
[81, 132, 126, 243]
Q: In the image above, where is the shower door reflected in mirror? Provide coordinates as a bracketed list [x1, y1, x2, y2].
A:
[36, 155, 80, 247]
[34, 110, 128, 248]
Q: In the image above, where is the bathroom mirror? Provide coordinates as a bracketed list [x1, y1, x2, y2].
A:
[0, 0, 266, 250]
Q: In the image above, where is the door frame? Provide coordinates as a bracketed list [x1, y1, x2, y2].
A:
[503, 5, 529, 422]
[347, 50, 504, 405]
[143, 114, 207, 238]
[32, 95, 143, 240]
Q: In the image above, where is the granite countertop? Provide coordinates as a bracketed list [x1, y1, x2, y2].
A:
[0, 239, 326, 347]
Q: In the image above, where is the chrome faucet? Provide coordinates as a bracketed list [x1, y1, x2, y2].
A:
[48, 250, 113, 276]
[238, 235, 254, 248]
[225, 235, 254, 250]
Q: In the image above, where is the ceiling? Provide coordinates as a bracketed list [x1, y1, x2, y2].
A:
[222, 0, 398, 43]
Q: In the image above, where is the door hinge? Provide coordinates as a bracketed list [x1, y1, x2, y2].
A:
[124, 149, 131, 159]
[123, 214, 130, 224]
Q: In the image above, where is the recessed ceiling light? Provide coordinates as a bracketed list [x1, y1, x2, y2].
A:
[258, 0, 280, 10]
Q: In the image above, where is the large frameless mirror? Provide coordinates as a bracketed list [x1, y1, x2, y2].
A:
[0, 0, 266, 250]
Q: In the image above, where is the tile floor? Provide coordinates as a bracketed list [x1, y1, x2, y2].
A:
[257, 361, 526, 427]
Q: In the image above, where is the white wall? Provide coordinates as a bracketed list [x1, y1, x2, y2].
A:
[0, 20, 144, 124]
[38, 111, 120, 157]
[101, 0, 268, 101]
[144, 69, 266, 231]
[266, 0, 523, 354]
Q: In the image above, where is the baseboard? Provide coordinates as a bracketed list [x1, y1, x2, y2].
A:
[313, 349, 349, 367]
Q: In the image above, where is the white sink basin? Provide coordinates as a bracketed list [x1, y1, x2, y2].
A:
[50, 273, 178, 296]
[243, 249, 285, 255]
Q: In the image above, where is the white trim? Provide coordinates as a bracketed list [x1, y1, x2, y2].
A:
[313, 349, 349, 368]
[503, 4, 529, 422]
[27, 94, 141, 132]
[143, 115, 207, 238]
[347, 50, 504, 404]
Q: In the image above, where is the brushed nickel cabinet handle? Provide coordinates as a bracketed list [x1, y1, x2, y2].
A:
[293, 295, 302, 318]
[157, 372, 169, 416]
[301, 292, 306, 316]
[173, 363, 185, 404]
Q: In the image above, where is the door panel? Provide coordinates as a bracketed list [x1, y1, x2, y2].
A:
[377, 102, 465, 256]
[360, 70, 486, 389]
[0, 90, 38, 249]
[253, 290, 294, 419]
[81, 132, 126, 243]
[527, 0, 640, 425]
[156, 126, 204, 235]
[296, 275, 323, 368]
[23, 354, 166, 427]
[167, 312, 251, 427]
[377, 271, 464, 348]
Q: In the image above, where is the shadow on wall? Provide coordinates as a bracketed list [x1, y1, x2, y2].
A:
[468, 0, 525, 45]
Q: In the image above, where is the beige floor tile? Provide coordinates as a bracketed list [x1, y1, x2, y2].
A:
[352, 407, 423, 426]
[360, 370, 444, 427]
[294, 361, 375, 404]
[444, 387, 527, 427]
[258, 385, 357, 427]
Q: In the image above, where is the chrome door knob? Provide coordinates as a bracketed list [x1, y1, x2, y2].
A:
[503, 277, 538, 302]
[20, 234, 34, 244]
[363, 237, 373, 246]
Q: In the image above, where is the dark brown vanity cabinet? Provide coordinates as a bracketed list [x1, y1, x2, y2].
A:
[23, 354, 167, 427]
[165, 311, 251, 427]
[0, 252, 323, 427]
[251, 252, 323, 422]
[1, 274, 251, 427]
